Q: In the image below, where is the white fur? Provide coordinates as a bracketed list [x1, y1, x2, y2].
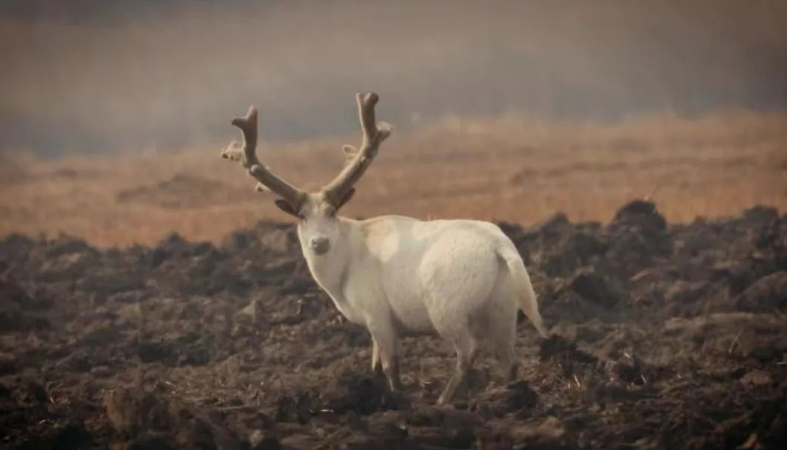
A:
[222, 92, 546, 405]
[296, 209, 547, 404]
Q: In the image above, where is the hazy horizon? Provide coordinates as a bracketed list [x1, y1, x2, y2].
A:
[2, 0, 787, 155]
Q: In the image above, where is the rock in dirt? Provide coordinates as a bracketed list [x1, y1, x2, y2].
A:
[103, 388, 166, 435]
[569, 268, 621, 308]
[606, 199, 671, 276]
[273, 390, 315, 424]
[538, 335, 598, 382]
[539, 335, 597, 364]
[735, 271, 787, 312]
[509, 416, 574, 450]
[612, 199, 667, 231]
[741, 205, 779, 228]
[319, 369, 390, 415]
[0, 278, 28, 303]
[504, 380, 539, 411]
[739, 369, 774, 388]
[603, 351, 646, 385]
[472, 380, 539, 417]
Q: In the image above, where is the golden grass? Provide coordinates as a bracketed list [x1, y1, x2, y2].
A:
[2, 110, 786, 247]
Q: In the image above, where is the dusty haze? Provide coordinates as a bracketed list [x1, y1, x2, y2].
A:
[2, 0, 786, 154]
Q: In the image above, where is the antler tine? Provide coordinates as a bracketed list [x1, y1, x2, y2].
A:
[221, 106, 258, 168]
[322, 92, 393, 207]
[220, 105, 305, 208]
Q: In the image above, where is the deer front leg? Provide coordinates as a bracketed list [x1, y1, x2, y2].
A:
[373, 329, 409, 409]
[368, 322, 402, 393]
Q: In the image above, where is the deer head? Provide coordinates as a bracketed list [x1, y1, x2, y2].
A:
[221, 93, 393, 255]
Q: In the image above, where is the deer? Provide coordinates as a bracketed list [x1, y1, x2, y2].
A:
[220, 93, 547, 406]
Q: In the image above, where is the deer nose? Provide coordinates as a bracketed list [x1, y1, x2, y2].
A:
[309, 236, 330, 255]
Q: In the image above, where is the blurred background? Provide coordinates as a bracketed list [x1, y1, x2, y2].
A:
[2, 0, 786, 154]
[1, 0, 786, 245]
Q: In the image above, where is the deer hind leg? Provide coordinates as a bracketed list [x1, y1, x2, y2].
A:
[371, 336, 382, 375]
[483, 278, 520, 383]
[489, 308, 519, 383]
[437, 331, 479, 406]
[498, 340, 519, 383]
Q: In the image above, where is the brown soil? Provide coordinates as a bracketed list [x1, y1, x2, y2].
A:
[1, 200, 786, 450]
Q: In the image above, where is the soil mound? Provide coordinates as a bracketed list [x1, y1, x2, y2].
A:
[1, 202, 786, 449]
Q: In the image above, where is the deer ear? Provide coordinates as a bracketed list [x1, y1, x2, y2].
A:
[336, 187, 356, 211]
[274, 199, 299, 217]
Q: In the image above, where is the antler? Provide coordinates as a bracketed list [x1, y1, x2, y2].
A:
[220, 105, 306, 210]
[321, 93, 393, 207]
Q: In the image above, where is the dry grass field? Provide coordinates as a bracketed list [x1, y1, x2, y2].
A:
[2, 110, 786, 247]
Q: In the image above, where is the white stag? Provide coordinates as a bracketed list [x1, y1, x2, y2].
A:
[221, 93, 547, 405]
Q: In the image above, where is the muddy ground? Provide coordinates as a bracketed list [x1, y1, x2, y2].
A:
[1, 200, 786, 450]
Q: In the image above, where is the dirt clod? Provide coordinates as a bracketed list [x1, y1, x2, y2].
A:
[1, 204, 786, 449]
[736, 271, 787, 312]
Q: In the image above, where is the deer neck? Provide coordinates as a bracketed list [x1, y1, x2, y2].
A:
[298, 218, 356, 300]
